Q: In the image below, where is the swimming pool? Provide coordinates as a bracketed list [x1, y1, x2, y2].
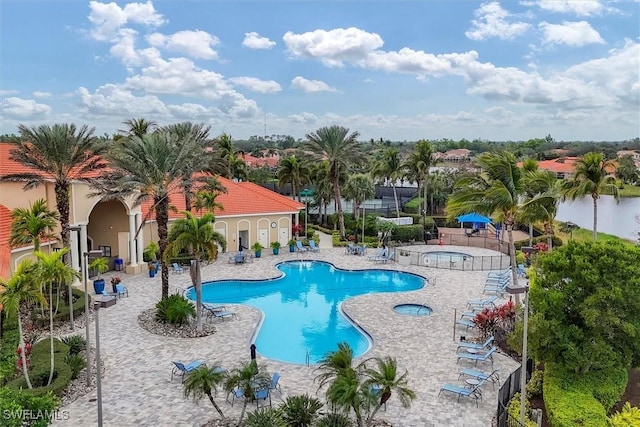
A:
[423, 251, 473, 263]
[191, 261, 425, 364]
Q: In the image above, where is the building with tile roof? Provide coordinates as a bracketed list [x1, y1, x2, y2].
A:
[0, 142, 304, 279]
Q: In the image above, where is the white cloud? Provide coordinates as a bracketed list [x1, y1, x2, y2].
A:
[146, 30, 219, 59]
[77, 84, 170, 116]
[535, 0, 605, 16]
[167, 103, 213, 119]
[242, 32, 276, 49]
[288, 112, 318, 125]
[291, 76, 337, 93]
[32, 91, 52, 99]
[539, 21, 605, 46]
[283, 27, 384, 67]
[1, 97, 51, 119]
[465, 2, 531, 41]
[88, 0, 165, 41]
[0, 90, 20, 96]
[229, 77, 282, 93]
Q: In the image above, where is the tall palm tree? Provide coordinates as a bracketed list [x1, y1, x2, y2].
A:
[93, 132, 206, 299]
[0, 260, 46, 389]
[520, 158, 540, 246]
[224, 361, 271, 426]
[561, 152, 619, 241]
[305, 126, 362, 239]
[183, 365, 227, 420]
[405, 140, 434, 224]
[371, 148, 404, 218]
[277, 155, 311, 201]
[119, 118, 157, 138]
[447, 152, 523, 294]
[32, 249, 78, 386]
[361, 357, 415, 424]
[215, 133, 249, 181]
[9, 199, 59, 252]
[343, 174, 375, 220]
[309, 161, 334, 227]
[521, 169, 561, 250]
[165, 212, 226, 332]
[1, 124, 107, 262]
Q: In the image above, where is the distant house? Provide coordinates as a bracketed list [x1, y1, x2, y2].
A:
[617, 150, 640, 168]
[239, 152, 280, 168]
[526, 156, 617, 180]
[437, 149, 472, 163]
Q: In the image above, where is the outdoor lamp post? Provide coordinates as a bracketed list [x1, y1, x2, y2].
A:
[506, 282, 530, 426]
[300, 189, 313, 238]
[93, 301, 104, 427]
[83, 249, 104, 387]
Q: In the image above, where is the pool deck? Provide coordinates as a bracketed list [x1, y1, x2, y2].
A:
[53, 244, 518, 427]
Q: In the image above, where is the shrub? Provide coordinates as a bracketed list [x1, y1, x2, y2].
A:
[609, 402, 640, 427]
[0, 314, 19, 385]
[527, 368, 544, 398]
[60, 335, 85, 356]
[392, 224, 424, 242]
[508, 392, 537, 427]
[0, 387, 59, 427]
[155, 294, 195, 326]
[315, 413, 353, 427]
[32, 289, 87, 327]
[244, 407, 286, 427]
[64, 353, 86, 380]
[280, 394, 324, 427]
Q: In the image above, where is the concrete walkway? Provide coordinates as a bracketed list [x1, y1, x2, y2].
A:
[53, 245, 518, 427]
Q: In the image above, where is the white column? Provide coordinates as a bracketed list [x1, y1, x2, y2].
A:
[128, 214, 138, 266]
[135, 213, 144, 265]
[70, 229, 80, 272]
[79, 225, 88, 261]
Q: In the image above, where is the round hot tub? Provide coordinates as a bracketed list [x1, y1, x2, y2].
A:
[393, 303, 432, 316]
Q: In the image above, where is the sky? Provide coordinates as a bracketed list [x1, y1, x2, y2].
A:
[1, 0, 639, 142]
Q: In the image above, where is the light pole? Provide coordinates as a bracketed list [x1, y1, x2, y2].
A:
[93, 301, 104, 427]
[83, 249, 103, 387]
[506, 282, 530, 426]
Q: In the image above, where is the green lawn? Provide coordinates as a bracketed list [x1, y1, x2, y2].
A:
[602, 181, 640, 197]
[554, 222, 634, 244]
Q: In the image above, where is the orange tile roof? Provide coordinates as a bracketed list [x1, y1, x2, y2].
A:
[536, 157, 578, 174]
[0, 204, 12, 280]
[239, 153, 280, 168]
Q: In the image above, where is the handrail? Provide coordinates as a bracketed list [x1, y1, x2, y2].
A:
[305, 350, 310, 367]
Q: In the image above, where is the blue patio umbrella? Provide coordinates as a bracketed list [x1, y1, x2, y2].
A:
[456, 213, 492, 224]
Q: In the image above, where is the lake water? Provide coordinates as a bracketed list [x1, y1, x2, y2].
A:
[555, 196, 639, 240]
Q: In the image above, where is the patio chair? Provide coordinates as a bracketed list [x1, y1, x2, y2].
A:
[517, 264, 526, 278]
[457, 336, 494, 352]
[438, 380, 485, 407]
[227, 387, 245, 406]
[171, 359, 205, 382]
[234, 252, 246, 264]
[457, 346, 497, 366]
[172, 263, 184, 274]
[308, 240, 320, 252]
[374, 248, 395, 264]
[296, 241, 308, 252]
[487, 269, 510, 279]
[455, 318, 476, 330]
[367, 247, 387, 260]
[458, 366, 501, 389]
[204, 304, 237, 321]
[345, 244, 356, 255]
[254, 387, 272, 408]
[466, 295, 498, 309]
[115, 284, 128, 297]
[269, 372, 282, 394]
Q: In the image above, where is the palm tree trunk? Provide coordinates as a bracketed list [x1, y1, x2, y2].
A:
[333, 175, 346, 239]
[529, 224, 533, 246]
[592, 196, 598, 241]
[206, 392, 225, 419]
[238, 400, 249, 426]
[193, 260, 203, 333]
[506, 223, 520, 305]
[391, 183, 400, 218]
[17, 315, 33, 389]
[47, 284, 55, 386]
[156, 196, 170, 299]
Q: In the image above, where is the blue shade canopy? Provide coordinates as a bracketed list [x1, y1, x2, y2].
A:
[456, 213, 492, 224]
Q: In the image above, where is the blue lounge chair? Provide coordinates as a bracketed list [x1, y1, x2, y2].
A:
[308, 240, 320, 252]
[171, 359, 205, 382]
[296, 241, 308, 252]
[367, 247, 386, 260]
[517, 264, 526, 277]
[227, 387, 244, 406]
[204, 304, 237, 321]
[456, 318, 476, 330]
[458, 366, 501, 389]
[457, 346, 497, 365]
[115, 284, 128, 297]
[466, 295, 498, 309]
[254, 387, 271, 408]
[269, 372, 282, 394]
[172, 263, 184, 274]
[374, 248, 394, 263]
[438, 380, 485, 407]
[457, 336, 494, 352]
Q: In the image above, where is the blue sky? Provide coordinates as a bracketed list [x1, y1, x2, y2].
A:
[1, 0, 639, 141]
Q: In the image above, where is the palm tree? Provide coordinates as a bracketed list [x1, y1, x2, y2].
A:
[315, 342, 355, 392]
[0, 260, 46, 389]
[305, 126, 362, 239]
[9, 199, 59, 252]
[360, 357, 415, 424]
[561, 152, 619, 241]
[371, 148, 404, 218]
[224, 361, 271, 426]
[119, 118, 157, 138]
[183, 365, 227, 420]
[277, 155, 311, 201]
[165, 212, 226, 332]
[93, 132, 206, 299]
[520, 158, 540, 245]
[343, 174, 375, 220]
[521, 169, 561, 250]
[446, 152, 523, 295]
[405, 140, 434, 224]
[216, 133, 249, 180]
[1, 124, 107, 262]
[32, 249, 78, 386]
[310, 161, 334, 226]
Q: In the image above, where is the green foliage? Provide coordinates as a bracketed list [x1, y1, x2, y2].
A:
[315, 413, 354, 427]
[514, 235, 562, 250]
[0, 387, 60, 427]
[270, 241, 281, 249]
[515, 251, 526, 265]
[526, 368, 544, 398]
[507, 393, 537, 427]
[155, 294, 195, 326]
[88, 257, 109, 276]
[529, 240, 640, 373]
[143, 241, 159, 261]
[391, 224, 424, 242]
[244, 407, 287, 427]
[251, 242, 264, 252]
[60, 335, 85, 356]
[32, 289, 86, 327]
[280, 394, 324, 427]
[0, 314, 19, 385]
[608, 402, 640, 427]
[403, 198, 422, 214]
[64, 353, 86, 380]
[506, 318, 523, 355]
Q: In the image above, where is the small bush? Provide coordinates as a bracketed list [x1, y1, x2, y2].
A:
[0, 314, 19, 385]
[280, 394, 324, 427]
[64, 353, 86, 380]
[609, 402, 640, 427]
[244, 407, 286, 427]
[527, 368, 544, 398]
[32, 289, 87, 327]
[315, 413, 353, 427]
[0, 387, 59, 427]
[508, 392, 537, 427]
[392, 224, 423, 242]
[155, 294, 195, 326]
[61, 335, 85, 356]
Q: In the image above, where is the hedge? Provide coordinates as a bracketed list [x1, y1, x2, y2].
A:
[0, 387, 59, 427]
[32, 289, 87, 327]
[543, 362, 627, 427]
[391, 225, 424, 242]
[0, 313, 19, 385]
[514, 235, 563, 250]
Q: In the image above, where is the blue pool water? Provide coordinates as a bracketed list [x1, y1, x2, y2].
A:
[191, 261, 425, 364]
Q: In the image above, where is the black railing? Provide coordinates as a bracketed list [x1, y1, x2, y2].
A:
[496, 359, 533, 427]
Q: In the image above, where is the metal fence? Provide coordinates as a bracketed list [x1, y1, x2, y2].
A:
[394, 248, 511, 271]
[428, 232, 511, 255]
[495, 359, 533, 427]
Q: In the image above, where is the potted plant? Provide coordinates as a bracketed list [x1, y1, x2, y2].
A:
[270, 241, 281, 255]
[110, 276, 122, 293]
[148, 261, 157, 278]
[288, 239, 297, 253]
[89, 257, 109, 294]
[143, 241, 159, 262]
[252, 242, 264, 258]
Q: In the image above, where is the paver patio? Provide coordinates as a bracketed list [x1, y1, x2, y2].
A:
[52, 244, 519, 427]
